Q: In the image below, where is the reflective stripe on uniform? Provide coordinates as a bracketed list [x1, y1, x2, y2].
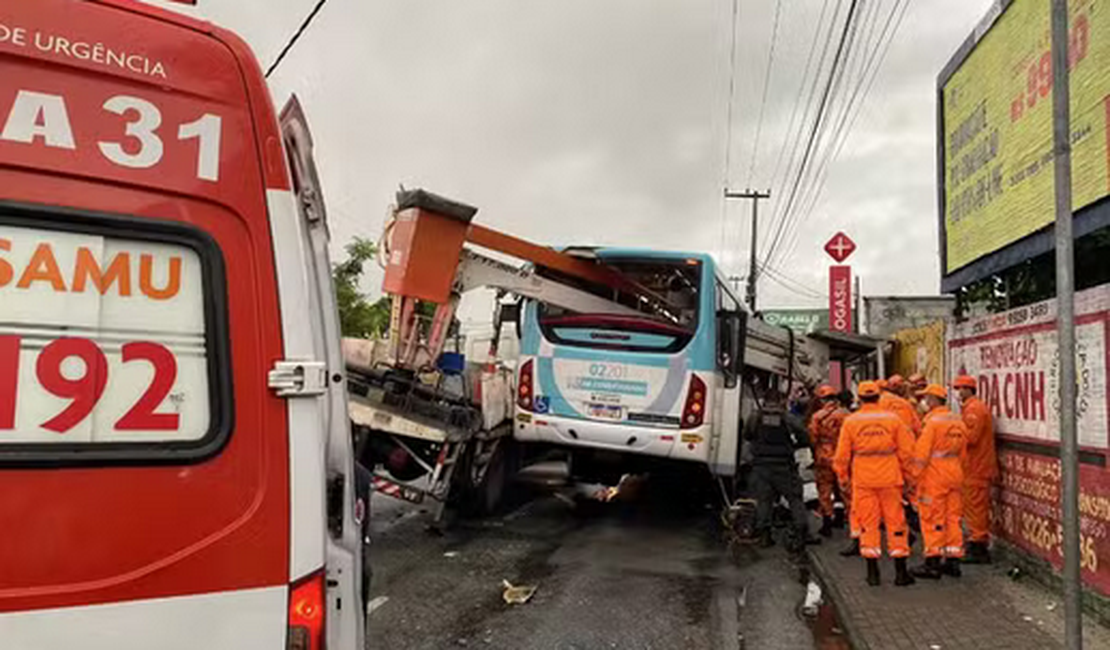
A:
[856, 449, 896, 457]
[932, 451, 959, 458]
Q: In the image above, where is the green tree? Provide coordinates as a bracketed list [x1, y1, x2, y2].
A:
[333, 237, 392, 338]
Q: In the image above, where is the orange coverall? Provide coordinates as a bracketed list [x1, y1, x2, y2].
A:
[809, 403, 848, 519]
[834, 404, 916, 559]
[879, 390, 922, 437]
[961, 395, 997, 542]
[910, 408, 968, 558]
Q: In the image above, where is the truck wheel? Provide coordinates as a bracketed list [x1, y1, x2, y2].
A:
[460, 442, 507, 517]
[479, 444, 507, 515]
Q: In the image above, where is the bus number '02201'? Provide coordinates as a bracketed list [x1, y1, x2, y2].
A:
[1, 89, 223, 182]
[588, 362, 626, 379]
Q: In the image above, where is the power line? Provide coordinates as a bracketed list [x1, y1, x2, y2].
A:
[762, 0, 844, 263]
[746, 0, 784, 187]
[767, 0, 832, 204]
[760, 263, 827, 300]
[762, 0, 861, 268]
[266, 0, 331, 78]
[767, 0, 881, 268]
[717, 0, 743, 264]
[775, 0, 909, 266]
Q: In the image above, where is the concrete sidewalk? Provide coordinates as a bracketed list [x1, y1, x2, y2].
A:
[810, 528, 1110, 650]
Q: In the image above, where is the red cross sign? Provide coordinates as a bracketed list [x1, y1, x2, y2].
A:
[824, 232, 856, 263]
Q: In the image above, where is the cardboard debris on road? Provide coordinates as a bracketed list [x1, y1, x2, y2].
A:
[501, 580, 537, 604]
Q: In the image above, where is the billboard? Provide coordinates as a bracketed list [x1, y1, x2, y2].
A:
[938, 0, 1110, 292]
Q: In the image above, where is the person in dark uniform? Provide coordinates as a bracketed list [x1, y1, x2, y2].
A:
[746, 390, 818, 551]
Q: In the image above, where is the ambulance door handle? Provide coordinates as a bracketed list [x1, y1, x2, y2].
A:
[268, 360, 328, 397]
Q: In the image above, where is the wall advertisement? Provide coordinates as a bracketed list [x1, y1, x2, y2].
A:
[997, 449, 1110, 595]
[947, 285, 1109, 449]
[948, 283, 1110, 595]
[891, 320, 947, 385]
[762, 309, 828, 335]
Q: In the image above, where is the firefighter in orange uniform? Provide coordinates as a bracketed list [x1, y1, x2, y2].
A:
[881, 375, 924, 543]
[880, 375, 922, 437]
[834, 381, 917, 586]
[908, 384, 968, 579]
[809, 385, 848, 538]
[954, 375, 997, 563]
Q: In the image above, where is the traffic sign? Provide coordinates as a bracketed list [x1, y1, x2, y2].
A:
[824, 232, 856, 263]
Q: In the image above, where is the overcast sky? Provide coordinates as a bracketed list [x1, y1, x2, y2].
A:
[148, 0, 990, 316]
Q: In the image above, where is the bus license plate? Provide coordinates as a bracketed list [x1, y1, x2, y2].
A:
[588, 404, 622, 420]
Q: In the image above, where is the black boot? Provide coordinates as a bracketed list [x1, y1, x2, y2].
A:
[894, 558, 916, 586]
[833, 508, 846, 529]
[866, 558, 881, 586]
[819, 516, 834, 538]
[911, 557, 942, 580]
[963, 541, 992, 564]
[839, 538, 860, 557]
[943, 557, 962, 577]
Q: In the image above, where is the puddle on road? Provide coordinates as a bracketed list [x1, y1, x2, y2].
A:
[808, 599, 852, 650]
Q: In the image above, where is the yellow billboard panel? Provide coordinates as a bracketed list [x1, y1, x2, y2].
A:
[943, 0, 1109, 273]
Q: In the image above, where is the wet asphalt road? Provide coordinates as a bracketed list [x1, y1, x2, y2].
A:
[365, 478, 830, 650]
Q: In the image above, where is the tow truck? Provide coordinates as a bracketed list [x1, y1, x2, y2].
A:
[345, 189, 827, 527]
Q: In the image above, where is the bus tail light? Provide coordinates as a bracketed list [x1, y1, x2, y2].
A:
[518, 359, 534, 411]
[288, 571, 325, 650]
[681, 374, 706, 429]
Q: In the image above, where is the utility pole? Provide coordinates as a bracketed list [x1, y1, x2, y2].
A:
[724, 189, 770, 313]
[1050, 1, 1081, 647]
[853, 275, 861, 334]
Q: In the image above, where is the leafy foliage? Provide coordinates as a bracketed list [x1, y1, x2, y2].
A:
[333, 237, 392, 338]
[955, 225, 1110, 319]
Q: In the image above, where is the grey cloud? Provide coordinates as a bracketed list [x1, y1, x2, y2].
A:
[148, 0, 994, 316]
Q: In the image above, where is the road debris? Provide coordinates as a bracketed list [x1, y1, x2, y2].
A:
[573, 474, 648, 502]
[367, 595, 390, 615]
[501, 580, 537, 604]
[444, 551, 459, 558]
[802, 581, 823, 617]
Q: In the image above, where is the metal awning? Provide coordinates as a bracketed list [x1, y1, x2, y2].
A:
[807, 329, 888, 362]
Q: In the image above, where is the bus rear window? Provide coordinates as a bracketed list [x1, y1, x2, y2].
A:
[0, 209, 229, 465]
[538, 258, 700, 352]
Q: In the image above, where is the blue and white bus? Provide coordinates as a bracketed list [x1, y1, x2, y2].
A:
[513, 249, 816, 485]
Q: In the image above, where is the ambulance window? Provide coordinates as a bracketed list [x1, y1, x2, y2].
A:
[0, 208, 229, 465]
